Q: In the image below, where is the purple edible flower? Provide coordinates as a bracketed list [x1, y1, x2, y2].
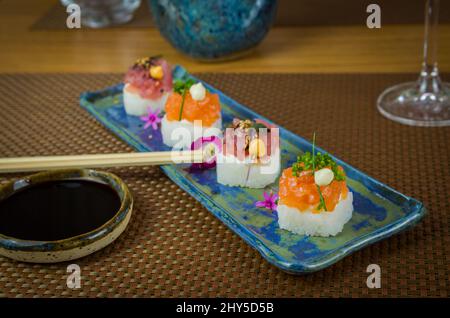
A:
[140, 108, 162, 130]
[255, 192, 278, 211]
[189, 136, 222, 171]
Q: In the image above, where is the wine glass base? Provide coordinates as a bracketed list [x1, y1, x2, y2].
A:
[377, 82, 450, 127]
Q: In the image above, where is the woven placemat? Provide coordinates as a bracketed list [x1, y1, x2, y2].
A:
[0, 73, 448, 298]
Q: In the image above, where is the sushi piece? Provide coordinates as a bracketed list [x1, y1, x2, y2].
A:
[123, 56, 172, 116]
[161, 80, 222, 149]
[277, 150, 353, 237]
[216, 118, 280, 188]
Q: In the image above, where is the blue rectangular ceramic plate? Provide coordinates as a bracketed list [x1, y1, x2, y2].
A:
[80, 66, 426, 274]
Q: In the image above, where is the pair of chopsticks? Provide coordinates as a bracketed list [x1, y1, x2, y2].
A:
[0, 150, 204, 173]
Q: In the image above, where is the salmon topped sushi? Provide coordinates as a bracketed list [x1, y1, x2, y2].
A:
[123, 56, 172, 116]
[277, 146, 353, 237]
[216, 118, 280, 188]
[161, 80, 222, 149]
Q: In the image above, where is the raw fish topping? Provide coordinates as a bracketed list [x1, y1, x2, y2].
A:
[124, 56, 173, 100]
[279, 133, 348, 212]
[278, 167, 349, 213]
[165, 80, 221, 126]
[222, 118, 278, 161]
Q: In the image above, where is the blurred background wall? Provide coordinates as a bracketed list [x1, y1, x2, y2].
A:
[275, 0, 450, 25]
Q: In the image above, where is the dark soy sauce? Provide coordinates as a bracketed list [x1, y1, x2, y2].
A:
[0, 179, 121, 241]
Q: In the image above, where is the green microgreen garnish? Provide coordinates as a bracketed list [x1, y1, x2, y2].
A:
[311, 133, 327, 211]
[292, 151, 345, 181]
[173, 79, 196, 121]
[173, 78, 195, 95]
[291, 133, 346, 211]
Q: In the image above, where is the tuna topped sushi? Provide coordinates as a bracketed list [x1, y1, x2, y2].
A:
[217, 118, 280, 188]
[277, 148, 353, 237]
[123, 56, 172, 116]
[161, 80, 222, 149]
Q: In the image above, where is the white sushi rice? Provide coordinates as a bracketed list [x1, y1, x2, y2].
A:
[216, 150, 280, 188]
[123, 83, 169, 116]
[161, 115, 222, 149]
[277, 192, 353, 237]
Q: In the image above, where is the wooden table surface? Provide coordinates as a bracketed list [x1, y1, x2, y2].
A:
[1, 0, 450, 74]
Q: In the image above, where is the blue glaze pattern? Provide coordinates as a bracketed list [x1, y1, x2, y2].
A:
[80, 66, 426, 274]
[148, 0, 278, 60]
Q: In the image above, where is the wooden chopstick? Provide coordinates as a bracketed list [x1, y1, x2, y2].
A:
[0, 150, 204, 173]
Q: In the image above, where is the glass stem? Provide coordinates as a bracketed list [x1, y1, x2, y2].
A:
[418, 0, 442, 94]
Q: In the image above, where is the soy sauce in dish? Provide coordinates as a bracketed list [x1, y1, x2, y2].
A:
[0, 179, 121, 241]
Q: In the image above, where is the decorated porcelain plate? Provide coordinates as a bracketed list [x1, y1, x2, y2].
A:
[80, 66, 426, 274]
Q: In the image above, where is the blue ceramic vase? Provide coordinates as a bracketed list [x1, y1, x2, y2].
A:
[148, 0, 278, 60]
